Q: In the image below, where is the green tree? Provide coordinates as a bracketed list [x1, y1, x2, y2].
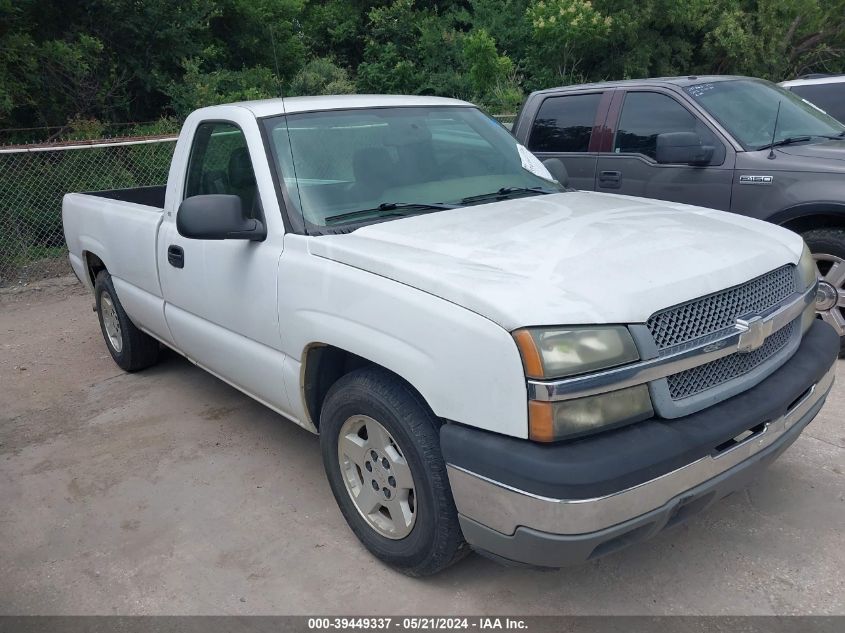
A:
[288, 58, 356, 96]
[4, 0, 845, 137]
[464, 30, 513, 95]
[703, 0, 845, 79]
[527, 0, 613, 85]
[356, 0, 467, 96]
[164, 59, 280, 117]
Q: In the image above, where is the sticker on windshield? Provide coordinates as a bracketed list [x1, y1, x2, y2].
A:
[686, 83, 715, 97]
[517, 144, 553, 180]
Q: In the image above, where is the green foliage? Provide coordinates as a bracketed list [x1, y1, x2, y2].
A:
[289, 58, 356, 96]
[165, 59, 280, 117]
[4, 0, 845, 279]
[464, 30, 514, 96]
[2, 0, 845, 134]
[527, 0, 613, 85]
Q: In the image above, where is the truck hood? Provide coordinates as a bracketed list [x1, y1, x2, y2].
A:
[776, 138, 845, 164]
[308, 192, 803, 330]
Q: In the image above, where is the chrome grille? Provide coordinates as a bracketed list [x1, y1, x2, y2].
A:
[647, 266, 797, 352]
[667, 320, 797, 400]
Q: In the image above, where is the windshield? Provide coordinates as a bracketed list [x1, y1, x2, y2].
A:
[684, 79, 845, 150]
[263, 106, 562, 231]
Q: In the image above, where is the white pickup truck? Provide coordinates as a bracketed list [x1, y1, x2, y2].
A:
[63, 95, 838, 575]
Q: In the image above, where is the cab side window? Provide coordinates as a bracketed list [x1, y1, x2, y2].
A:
[528, 93, 602, 153]
[614, 92, 724, 164]
[184, 122, 260, 218]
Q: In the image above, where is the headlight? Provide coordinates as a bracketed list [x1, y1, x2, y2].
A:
[528, 386, 654, 442]
[797, 242, 817, 289]
[512, 326, 639, 379]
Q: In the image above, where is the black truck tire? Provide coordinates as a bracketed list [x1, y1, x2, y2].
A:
[94, 270, 160, 371]
[319, 366, 468, 576]
[802, 228, 845, 356]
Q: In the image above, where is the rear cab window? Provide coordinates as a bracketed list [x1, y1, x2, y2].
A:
[527, 93, 603, 153]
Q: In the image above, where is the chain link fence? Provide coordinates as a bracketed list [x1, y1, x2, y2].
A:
[492, 113, 516, 130]
[0, 136, 177, 285]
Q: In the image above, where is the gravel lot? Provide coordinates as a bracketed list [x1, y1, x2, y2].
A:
[1, 278, 843, 615]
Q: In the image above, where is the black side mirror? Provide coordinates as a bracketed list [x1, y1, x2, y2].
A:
[656, 132, 714, 166]
[177, 194, 266, 241]
[542, 158, 570, 188]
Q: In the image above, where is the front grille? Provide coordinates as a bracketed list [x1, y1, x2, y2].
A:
[647, 265, 797, 352]
[667, 319, 797, 400]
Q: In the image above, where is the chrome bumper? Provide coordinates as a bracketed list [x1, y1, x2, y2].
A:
[448, 363, 834, 538]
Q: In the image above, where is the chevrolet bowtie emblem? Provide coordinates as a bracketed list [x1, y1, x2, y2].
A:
[736, 316, 773, 353]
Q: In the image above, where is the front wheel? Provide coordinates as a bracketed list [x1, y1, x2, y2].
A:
[319, 367, 467, 576]
[802, 229, 845, 356]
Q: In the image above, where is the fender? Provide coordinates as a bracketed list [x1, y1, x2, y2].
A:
[769, 202, 845, 230]
[278, 239, 530, 438]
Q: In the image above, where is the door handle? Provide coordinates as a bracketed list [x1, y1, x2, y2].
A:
[599, 170, 621, 188]
[167, 245, 184, 269]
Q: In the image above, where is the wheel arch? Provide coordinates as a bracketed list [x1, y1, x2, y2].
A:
[770, 202, 845, 234]
[300, 342, 436, 433]
[82, 250, 108, 286]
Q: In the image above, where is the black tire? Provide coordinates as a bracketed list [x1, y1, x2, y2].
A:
[94, 270, 160, 371]
[801, 228, 845, 356]
[319, 367, 467, 576]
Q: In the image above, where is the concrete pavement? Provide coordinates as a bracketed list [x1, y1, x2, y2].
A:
[1, 279, 843, 615]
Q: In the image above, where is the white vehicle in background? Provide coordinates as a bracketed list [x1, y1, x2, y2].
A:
[63, 95, 838, 575]
[780, 74, 845, 123]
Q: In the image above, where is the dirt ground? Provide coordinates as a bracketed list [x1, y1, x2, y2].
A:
[1, 278, 843, 615]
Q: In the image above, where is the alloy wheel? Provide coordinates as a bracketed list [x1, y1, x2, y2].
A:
[100, 292, 123, 353]
[337, 415, 416, 539]
[813, 253, 845, 336]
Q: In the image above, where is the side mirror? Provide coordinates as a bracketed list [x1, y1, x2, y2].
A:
[177, 194, 266, 241]
[542, 158, 570, 188]
[656, 132, 714, 166]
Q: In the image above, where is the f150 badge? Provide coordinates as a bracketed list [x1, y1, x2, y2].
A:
[739, 175, 774, 184]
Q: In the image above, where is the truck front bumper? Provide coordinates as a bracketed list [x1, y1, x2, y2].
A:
[441, 320, 838, 568]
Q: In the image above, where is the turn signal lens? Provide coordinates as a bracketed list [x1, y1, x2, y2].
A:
[513, 326, 639, 379]
[512, 329, 544, 378]
[528, 401, 555, 442]
[529, 386, 654, 442]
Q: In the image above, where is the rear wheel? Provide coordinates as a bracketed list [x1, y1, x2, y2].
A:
[94, 270, 160, 371]
[319, 367, 467, 576]
[802, 229, 845, 356]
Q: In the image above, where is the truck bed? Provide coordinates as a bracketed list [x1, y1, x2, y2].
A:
[85, 185, 166, 209]
[63, 187, 166, 312]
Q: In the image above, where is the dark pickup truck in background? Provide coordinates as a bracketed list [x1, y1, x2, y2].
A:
[512, 75, 845, 353]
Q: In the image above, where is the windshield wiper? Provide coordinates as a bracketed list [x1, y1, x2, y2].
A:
[458, 186, 556, 205]
[325, 202, 456, 224]
[757, 136, 812, 151]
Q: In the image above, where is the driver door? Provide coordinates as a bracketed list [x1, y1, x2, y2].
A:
[158, 117, 292, 415]
[596, 90, 735, 210]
